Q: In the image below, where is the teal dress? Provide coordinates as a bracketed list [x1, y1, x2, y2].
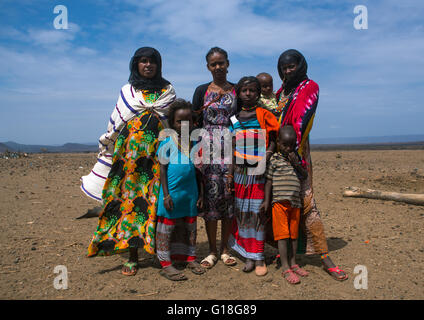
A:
[156, 137, 198, 219]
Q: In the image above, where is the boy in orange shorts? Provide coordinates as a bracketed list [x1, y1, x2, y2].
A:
[261, 125, 309, 284]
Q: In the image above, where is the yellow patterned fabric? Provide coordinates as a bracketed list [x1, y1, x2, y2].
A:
[87, 90, 165, 257]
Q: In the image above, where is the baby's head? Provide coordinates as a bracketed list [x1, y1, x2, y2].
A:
[168, 98, 193, 135]
[256, 72, 273, 97]
[278, 125, 297, 155]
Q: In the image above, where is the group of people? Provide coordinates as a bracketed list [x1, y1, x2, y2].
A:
[81, 46, 348, 285]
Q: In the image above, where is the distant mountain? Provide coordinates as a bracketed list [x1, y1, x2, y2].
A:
[310, 134, 424, 145]
[1, 141, 98, 153]
[0, 143, 9, 153]
[2, 134, 424, 154]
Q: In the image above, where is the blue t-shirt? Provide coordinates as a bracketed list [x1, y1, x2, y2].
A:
[156, 136, 198, 219]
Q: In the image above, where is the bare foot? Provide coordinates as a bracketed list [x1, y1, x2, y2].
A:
[243, 259, 255, 273]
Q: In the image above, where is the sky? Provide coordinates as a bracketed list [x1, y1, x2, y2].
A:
[0, 0, 423, 145]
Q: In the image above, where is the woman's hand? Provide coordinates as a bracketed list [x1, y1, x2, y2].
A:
[164, 195, 174, 211]
[225, 175, 234, 193]
[257, 201, 270, 231]
[196, 197, 203, 210]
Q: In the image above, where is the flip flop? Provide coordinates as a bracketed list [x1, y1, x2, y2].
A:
[220, 253, 237, 266]
[291, 264, 309, 277]
[324, 266, 348, 281]
[283, 269, 300, 284]
[122, 262, 138, 276]
[187, 261, 206, 275]
[255, 264, 268, 277]
[160, 266, 188, 281]
[200, 254, 218, 269]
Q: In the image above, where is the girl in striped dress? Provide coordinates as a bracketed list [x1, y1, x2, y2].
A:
[227, 77, 279, 276]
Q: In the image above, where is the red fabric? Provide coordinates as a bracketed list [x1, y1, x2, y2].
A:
[279, 80, 319, 152]
[231, 219, 265, 254]
[234, 181, 265, 199]
[256, 107, 280, 148]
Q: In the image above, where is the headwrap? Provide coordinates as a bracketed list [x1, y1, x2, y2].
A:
[128, 47, 170, 92]
[277, 49, 308, 95]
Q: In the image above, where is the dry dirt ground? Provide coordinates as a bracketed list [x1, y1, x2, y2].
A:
[1, 150, 423, 300]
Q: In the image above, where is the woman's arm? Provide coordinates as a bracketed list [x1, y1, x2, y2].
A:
[226, 135, 236, 193]
[195, 168, 204, 209]
[160, 163, 173, 211]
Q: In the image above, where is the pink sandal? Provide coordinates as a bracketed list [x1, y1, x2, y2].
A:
[291, 264, 309, 277]
[282, 269, 300, 284]
[325, 266, 348, 281]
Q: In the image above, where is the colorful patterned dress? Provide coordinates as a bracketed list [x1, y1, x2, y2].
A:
[197, 88, 236, 221]
[228, 115, 267, 261]
[87, 90, 165, 257]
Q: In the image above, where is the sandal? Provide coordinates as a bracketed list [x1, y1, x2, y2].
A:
[220, 253, 237, 266]
[187, 261, 206, 275]
[122, 262, 138, 276]
[282, 269, 300, 284]
[291, 264, 309, 277]
[160, 266, 188, 281]
[324, 266, 348, 281]
[200, 254, 218, 269]
[255, 264, 268, 277]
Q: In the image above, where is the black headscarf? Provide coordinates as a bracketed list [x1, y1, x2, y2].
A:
[277, 49, 308, 95]
[128, 47, 170, 92]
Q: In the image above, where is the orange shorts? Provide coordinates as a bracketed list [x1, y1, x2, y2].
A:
[272, 201, 300, 240]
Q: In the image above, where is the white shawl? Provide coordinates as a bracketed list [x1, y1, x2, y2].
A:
[80, 83, 176, 202]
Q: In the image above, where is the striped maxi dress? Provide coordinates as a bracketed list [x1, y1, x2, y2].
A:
[227, 113, 269, 261]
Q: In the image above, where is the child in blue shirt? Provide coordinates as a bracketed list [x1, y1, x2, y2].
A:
[156, 98, 205, 281]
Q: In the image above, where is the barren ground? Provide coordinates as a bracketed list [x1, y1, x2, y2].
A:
[1, 150, 423, 300]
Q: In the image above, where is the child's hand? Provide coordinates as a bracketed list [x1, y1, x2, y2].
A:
[164, 195, 173, 211]
[196, 197, 203, 210]
[288, 152, 300, 166]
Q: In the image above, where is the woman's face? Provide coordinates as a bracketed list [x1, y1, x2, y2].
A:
[207, 52, 229, 81]
[280, 62, 297, 82]
[138, 56, 157, 79]
[239, 82, 259, 108]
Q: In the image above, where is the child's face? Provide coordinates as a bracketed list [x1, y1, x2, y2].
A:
[173, 109, 193, 134]
[278, 135, 296, 155]
[257, 75, 273, 97]
[239, 82, 259, 108]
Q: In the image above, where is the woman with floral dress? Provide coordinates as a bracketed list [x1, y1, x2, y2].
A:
[86, 47, 176, 276]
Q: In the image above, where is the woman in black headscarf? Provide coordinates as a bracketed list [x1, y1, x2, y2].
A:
[84, 47, 176, 276]
[268, 49, 348, 281]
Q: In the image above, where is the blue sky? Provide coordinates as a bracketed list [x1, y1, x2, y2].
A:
[0, 0, 423, 145]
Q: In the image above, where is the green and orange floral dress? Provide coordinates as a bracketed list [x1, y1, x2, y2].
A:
[87, 90, 165, 257]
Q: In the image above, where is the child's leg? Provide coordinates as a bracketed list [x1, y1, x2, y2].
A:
[183, 217, 205, 274]
[156, 217, 188, 280]
[279, 239, 300, 284]
[278, 239, 290, 271]
[156, 216, 176, 268]
[288, 207, 308, 277]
